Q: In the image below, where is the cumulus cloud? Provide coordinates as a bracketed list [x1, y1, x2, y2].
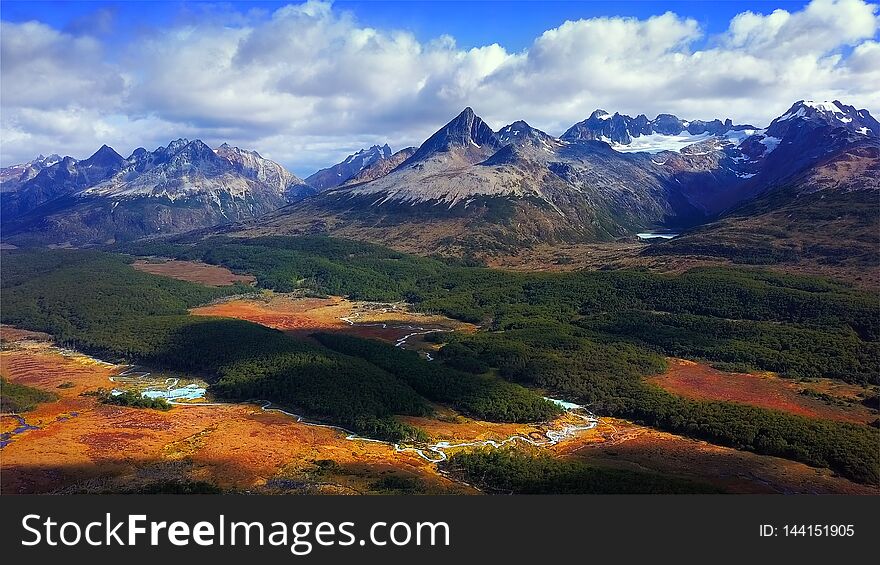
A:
[0, 21, 126, 109]
[1, 0, 878, 174]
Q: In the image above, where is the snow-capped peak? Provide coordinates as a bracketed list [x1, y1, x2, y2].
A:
[770, 100, 879, 137]
[305, 144, 396, 190]
[803, 100, 845, 113]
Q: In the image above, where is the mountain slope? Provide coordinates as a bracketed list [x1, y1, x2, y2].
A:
[305, 144, 393, 190]
[6, 99, 875, 257]
[643, 123, 880, 283]
[342, 146, 416, 185]
[0, 154, 62, 193]
[561, 109, 754, 149]
[1, 146, 127, 219]
[228, 109, 715, 251]
[228, 101, 878, 256]
[2, 139, 309, 245]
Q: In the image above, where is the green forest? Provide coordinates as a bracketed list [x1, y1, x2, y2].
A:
[100, 390, 172, 411]
[0, 377, 58, 413]
[312, 332, 560, 422]
[0, 248, 553, 441]
[3, 236, 879, 485]
[443, 449, 720, 494]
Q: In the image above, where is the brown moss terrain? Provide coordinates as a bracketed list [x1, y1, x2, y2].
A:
[0, 329, 472, 494]
[132, 259, 256, 286]
[647, 359, 878, 425]
[190, 293, 477, 354]
[481, 240, 879, 290]
[3, 293, 876, 495]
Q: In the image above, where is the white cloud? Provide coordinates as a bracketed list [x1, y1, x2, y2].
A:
[0, 21, 126, 109]
[1, 0, 878, 175]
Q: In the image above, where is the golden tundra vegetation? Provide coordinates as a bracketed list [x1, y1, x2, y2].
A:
[1, 237, 877, 494]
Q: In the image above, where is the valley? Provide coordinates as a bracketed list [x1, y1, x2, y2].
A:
[2, 237, 877, 494]
[1, 91, 878, 497]
[3, 314, 874, 495]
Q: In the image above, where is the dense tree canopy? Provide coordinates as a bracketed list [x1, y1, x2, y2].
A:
[4, 237, 878, 485]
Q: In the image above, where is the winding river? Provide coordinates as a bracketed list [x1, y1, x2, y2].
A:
[27, 311, 600, 464]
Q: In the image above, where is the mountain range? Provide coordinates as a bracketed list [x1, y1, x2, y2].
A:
[2, 99, 877, 259]
[1, 139, 312, 245]
[231, 100, 879, 257]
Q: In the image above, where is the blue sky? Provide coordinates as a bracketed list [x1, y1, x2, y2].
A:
[1, 1, 813, 51]
[1, 0, 876, 175]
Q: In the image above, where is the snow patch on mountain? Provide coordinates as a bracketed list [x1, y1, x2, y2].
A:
[758, 136, 782, 156]
[606, 132, 716, 153]
[305, 144, 394, 190]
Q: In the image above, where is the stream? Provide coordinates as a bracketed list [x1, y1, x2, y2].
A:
[10, 310, 599, 463]
[340, 307, 454, 357]
[0, 414, 40, 448]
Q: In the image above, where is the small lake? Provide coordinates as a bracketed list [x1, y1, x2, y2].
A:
[141, 384, 207, 402]
[636, 232, 680, 240]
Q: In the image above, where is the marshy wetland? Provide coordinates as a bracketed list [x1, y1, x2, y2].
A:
[2, 237, 877, 494]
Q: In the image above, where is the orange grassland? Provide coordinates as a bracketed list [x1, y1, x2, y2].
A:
[558, 417, 878, 495]
[0, 329, 473, 494]
[132, 259, 256, 287]
[647, 359, 877, 425]
[3, 314, 876, 495]
[189, 294, 477, 349]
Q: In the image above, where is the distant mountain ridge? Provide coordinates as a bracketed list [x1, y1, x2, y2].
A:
[561, 109, 753, 147]
[1, 139, 310, 245]
[342, 146, 417, 186]
[3, 99, 877, 253]
[0, 154, 63, 193]
[305, 144, 394, 190]
[234, 99, 878, 254]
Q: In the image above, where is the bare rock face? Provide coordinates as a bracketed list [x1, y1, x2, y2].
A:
[402, 107, 503, 166]
[561, 109, 752, 146]
[0, 154, 62, 193]
[215, 143, 314, 200]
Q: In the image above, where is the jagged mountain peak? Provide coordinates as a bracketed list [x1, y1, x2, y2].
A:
[37, 153, 62, 166]
[769, 100, 879, 137]
[443, 107, 496, 143]
[404, 107, 501, 165]
[159, 138, 191, 155]
[0, 153, 66, 191]
[457, 106, 476, 120]
[343, 144, 391, 164]
[341, 146, 417, 187]
[82, 144, 125, 167]
[306, 143, 398, 190]
[83, 143, 124, 163]
[215, 142, 265, 160]
[562, 108, 752, 150]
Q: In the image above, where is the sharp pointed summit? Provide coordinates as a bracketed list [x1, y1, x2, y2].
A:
[404, 107, 501, 165]
[81, 144, 125, 168]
